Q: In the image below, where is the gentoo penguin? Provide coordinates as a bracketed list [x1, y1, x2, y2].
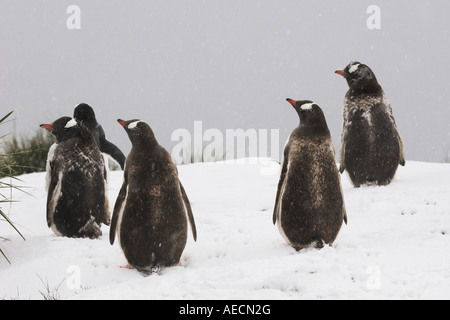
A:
[110, 119, 197, 274]
[74, 103, 126, 170]
[335, 61, 405, 187]
[40, 117, 110, 239]
[273, 99, 347, 251]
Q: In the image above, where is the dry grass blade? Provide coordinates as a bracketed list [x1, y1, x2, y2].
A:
[0, 110, 27, 264]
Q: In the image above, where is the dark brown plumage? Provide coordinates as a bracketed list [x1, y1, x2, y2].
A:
[110, 119, 197, 274]
[40, 117, 109, 239]
[273, 99, 346, 251]
[335, 62, 405, 187]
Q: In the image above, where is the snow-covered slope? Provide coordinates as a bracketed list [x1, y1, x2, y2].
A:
[1, 159, 449, 300]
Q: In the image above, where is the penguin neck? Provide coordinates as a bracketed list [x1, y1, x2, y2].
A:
[298, 122, 330, 138]
[79, 122, 96, 143]
[81, 119, 98, 130]
[350, 78, 383, 96]
[297, 111, 330, 137]
[131, 135, 159, 149]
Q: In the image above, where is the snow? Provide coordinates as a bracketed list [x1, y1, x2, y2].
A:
[1, 158, 450, 300]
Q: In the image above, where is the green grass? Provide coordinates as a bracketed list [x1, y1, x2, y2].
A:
[1, 127, 54, 177]
[0, 110, 28, 264]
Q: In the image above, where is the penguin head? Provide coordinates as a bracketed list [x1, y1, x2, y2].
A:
[286, 99, 329, 135]
[117, 119, 157, 146]
[335, 61, 378, 88]
[40, 117, 83, 143]
[74, 103, 97, 123]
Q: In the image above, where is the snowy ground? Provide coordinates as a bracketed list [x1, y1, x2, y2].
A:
[1, 158, 449, 300]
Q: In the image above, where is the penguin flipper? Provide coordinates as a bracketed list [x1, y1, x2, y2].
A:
[109, 179, 128, 245]
[273, 147, 289, 225]
[397, 133, 406, 166]
[387, 106, 406, 167]
[339, 131, 347, 174]
[179, 181, 197, 241]
[99, 135, 126, 170]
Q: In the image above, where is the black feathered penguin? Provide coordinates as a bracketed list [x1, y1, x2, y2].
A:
[335, 62, 405, 187]
[110, 119, 197, 274]
[40, 117, 110, 239]
[74, 103, 126, 170]
[273, 99, 347, 251]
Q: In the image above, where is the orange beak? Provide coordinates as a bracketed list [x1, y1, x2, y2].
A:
[40, 124, 53, 131]
[286, 98, 296, 107]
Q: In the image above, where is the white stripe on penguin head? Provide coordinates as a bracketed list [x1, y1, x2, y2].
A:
[300, 103, 315, 111]
[128, 120, 142, 129]
[65, 118, 78, 129]
[349, 63, 360, 74]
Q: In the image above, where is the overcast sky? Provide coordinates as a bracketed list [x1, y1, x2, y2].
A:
[1, 0, 449, 163]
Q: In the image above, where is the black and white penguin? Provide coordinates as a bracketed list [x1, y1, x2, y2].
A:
[109, 119, 197, 274]
[40, 117, 110, 239]
[335, 61, 405, 187]
[74, 103, 126, 170]
[273, 99, 347, 251]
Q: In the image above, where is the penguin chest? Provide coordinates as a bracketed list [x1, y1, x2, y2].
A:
[343, 95, 395, 149]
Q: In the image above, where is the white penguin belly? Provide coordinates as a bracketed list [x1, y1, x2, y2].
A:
[116, 184, 128, 244]
[48, 172, 64, 237]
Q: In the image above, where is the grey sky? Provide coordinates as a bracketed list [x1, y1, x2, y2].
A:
[1, 0, 449, 162]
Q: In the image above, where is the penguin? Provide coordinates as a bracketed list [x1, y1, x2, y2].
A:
[40, 117, 110, 239]
[74, 103, 126, 170]
[109, 119, 197, 274]
[273, 99, 347, 251]
[335, 61, 405, 187]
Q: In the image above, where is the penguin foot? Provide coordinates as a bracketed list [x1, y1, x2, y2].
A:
[135, 266, 162, 277]
[120, 264, 133, 270]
